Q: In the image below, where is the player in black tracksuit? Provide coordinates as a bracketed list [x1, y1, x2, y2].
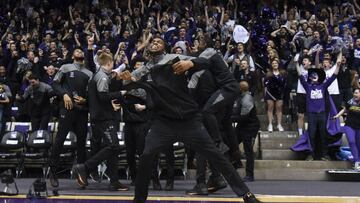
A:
[122, 86, 149, 184]
[72, 51, 129, 191]
[187, 68, 225, 195]
[122, 62, 174, 190]
[49, 49, 93, 187]
[186, 37, 242, 195]
[121, 37, 260, 203]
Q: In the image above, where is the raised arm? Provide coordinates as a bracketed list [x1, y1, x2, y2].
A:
[205, 5, 209, 26]
[219, 7, 225, 26]
[271, 28, 281, 38]
[294, 54, 301, 76]
[156, 11, 162, 33]
[140, 0, 145, 14]
[69, 6, 75, 25]
[128, 0, 133, 16]
[333, 51, 342, 75]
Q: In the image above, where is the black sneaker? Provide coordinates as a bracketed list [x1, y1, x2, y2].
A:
[243, 176, 254, 182]
[152, 178, 162, 190]
[49, 168, 59, 187]
[109, 181, 129, 191]
[164, 179, 174, 191]
[186, 183, 208, 195]
[89, 171, 101, 183]
[243, 192, 262, 203]
[73, 164, 88, 187]
[207, 176, 227, 193]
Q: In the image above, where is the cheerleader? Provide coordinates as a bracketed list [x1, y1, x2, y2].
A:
[264, 58, 286, 132]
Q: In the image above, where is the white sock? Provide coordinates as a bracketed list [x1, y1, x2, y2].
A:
[298, 128, 303, 135]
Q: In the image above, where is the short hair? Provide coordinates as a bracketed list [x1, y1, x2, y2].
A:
[302, 55, 312, 62]
[28, 74, 40, 80]
[98, 52, 113, 66]
[239, 81, 249, 92]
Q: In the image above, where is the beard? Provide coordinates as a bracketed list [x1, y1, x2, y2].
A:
[149, 48, 164, 56]
[73, 55, 85, 61]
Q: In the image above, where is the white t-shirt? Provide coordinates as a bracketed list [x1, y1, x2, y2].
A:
[324, 64, 340, 95]
[296, 65, 308, 94]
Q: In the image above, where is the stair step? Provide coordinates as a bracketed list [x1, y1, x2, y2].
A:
[259, 131, 299, 140]
[261, 140, 296, 149]
[186, 160, 352, 180]
[261, 149, 300, 160]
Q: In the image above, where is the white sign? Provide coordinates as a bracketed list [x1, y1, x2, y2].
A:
[64, 141, 72, 146]
[6, 140, 18, 145]
[34, 139, 45, 144]
[233, 25, 249, 43]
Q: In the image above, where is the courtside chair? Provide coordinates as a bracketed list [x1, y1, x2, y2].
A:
[21, 130, 52, 178]
[0, 131, 25, 177]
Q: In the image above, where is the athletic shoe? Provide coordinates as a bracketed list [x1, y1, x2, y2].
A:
[73, 164, 88, 187]
[186, 183, 208, 195]
[277, 124, 284, 131]
[243, 176, 254, 182]
[305, 155, 314, 161]
[49, 167, 59, 187]
[152, 178, 162, 190]
[164, 179, 174, 191]
[353, 162, 360, 170]
[267, 124, 273, 132]
[207, 176, 227, 193]
[243, 192, 262, 203]
[109, 181, 129, 191]
[90, 171, 101, 183]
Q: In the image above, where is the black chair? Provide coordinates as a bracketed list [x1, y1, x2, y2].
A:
[0, 131, 25, 177]
[20, 130, 52, 178]
[59, 131, 77, 178]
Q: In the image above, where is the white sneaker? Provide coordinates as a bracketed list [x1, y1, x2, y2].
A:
[354, 162, 360, 170]
[277, 125, 284, 131]
[267, 124, 273, 132]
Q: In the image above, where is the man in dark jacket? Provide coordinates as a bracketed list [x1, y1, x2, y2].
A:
[49, 48, 92, 187]
[121, 37, 261, 203]
[16, 74, 55, 131]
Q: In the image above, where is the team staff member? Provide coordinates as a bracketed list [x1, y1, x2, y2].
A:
[233, 81, 260, 182]
[49, 48, 93, 187]
[72, 52, 129, 191]
[121, 37, 261, 203]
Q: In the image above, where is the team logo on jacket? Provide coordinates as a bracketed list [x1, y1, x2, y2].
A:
[310, 89, 323, 99]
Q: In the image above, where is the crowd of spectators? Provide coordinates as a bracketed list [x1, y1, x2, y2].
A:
[0, 0, 360, 134]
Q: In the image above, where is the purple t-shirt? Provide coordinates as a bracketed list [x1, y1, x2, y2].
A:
[300, 75, 337, 113]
